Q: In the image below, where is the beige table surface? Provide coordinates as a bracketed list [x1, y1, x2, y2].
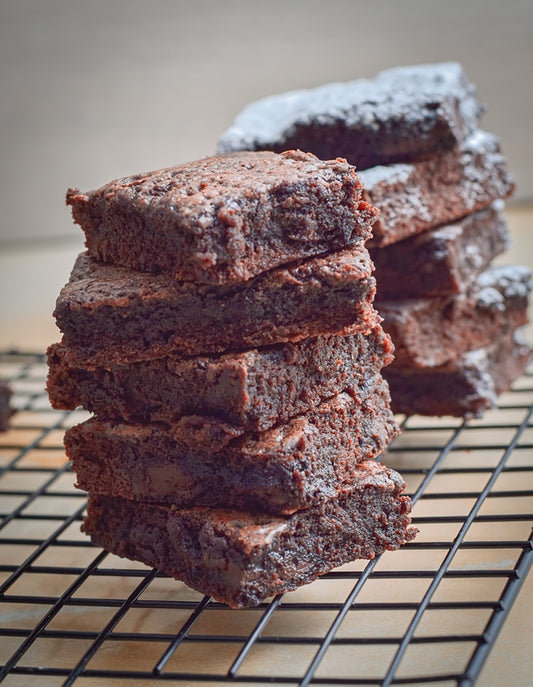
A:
[0, 205, 532, 686]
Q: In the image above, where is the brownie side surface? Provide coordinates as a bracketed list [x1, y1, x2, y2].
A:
[54, 248, 378, 366]
[378, 265, 531, 368]
[217, 62, 482, 169]
[83, 460, 416, 607]
[371, 201, 509, 299]
[67, 150, 377, 284]
[385, 328, 530, 417]
[66, 381, 400, 514]
[360, 131, 514, 247]
[48, 322, 393, 430]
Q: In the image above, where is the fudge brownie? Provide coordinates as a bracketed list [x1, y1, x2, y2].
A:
[0, 378, 12, 432]
[67, 150, 377, 285]
[371, 202, 509, 299]
[385, 328, 530, 417]
[378, 265, 531, 368]
[48, 322, 393, 430]
[217, 62, 483, 170]
[54, 248, 378, 366]
[83, 460, 416, 607]
[360, 131, 514, 247]
[66, 381, 400, 514]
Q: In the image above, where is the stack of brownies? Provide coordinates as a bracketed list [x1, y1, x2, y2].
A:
[218, 62, 531, 417]
[47, 150, 416, 608]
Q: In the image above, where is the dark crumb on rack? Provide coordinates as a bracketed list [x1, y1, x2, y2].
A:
[0, 378, 12, 432]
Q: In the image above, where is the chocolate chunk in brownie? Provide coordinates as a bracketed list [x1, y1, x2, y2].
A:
[385, 328, 530, 417]
[66, 381, 399, 514]
[83, 459, 416, 607]
[371, 202, 509, 299]
[54, 248, 378, 366]
[0, 378, 12, 432]
[48, 322, 393, 431]
[67, 150, 377, 285]
[217, 62, 483, 170]
[378, 265, 531, 368]
[360, 131, 514, 247]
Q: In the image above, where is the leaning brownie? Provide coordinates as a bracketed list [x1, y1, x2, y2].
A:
[371, 202, 509, 299]
[385, 328, 530, 417]
[378, 265, 531, 368]
[54, 248, 378, 366]
[83, 460, 416, 608]
[217, 62, 483, 169]
[66, 381, 399, 514]
[67, 150, 377, 284]
[48, 322, 393, 430]
[0, 378, 12, 432]
[360, 131, 514, 247]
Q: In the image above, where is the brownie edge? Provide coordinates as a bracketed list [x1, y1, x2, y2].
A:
[83, 461, 416, 608]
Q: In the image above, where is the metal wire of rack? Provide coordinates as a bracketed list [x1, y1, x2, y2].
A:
[0, 349, 532, 686]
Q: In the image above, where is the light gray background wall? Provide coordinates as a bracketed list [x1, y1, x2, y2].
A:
[1, 0, 532, 244]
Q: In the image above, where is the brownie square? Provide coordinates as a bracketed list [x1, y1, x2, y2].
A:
[217, 62, 483, 170]
[385, 328, 530, 417]
[360, 131, 514, 247]
[378, 265, 531, 368]
[67, 150, 377, 284]
[54, 248, 377, 366]
[48, 322, 393, 431]
[66, 380, 399, 514]
[83, 460, 416, 608]
[371, 202, 509, 299]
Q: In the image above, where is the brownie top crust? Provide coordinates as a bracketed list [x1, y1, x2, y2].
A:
[67, 150, 377, 285]
[217, 63, 483, 169]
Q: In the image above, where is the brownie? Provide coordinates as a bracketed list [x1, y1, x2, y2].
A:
[217, 62, 483, 170]
[360, 130, 514, 247]
[54, 248, 378, 366]
[385, 328, 530, 417]
[378, 265, 531, 368]
[0, 378, 12, 432]
[371, 202, 509, 299]
[67, 150, 377, 285]
[83, 459, 416, 607]
[48, 321, 393, 430]
[66, 380, 399, 514]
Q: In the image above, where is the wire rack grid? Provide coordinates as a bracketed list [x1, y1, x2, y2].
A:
[0, 349, 532, 687]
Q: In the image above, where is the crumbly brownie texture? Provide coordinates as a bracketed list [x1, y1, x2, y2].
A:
[217, 62, 483, 170]
[0, 378, 12, 432]
[360, 131, 514, 247]
[385, 328, 530, 418]
[66, 381, 399, 514]
[378, 265, 531, 369]
[371, 202, 509, 299]
[48, 322, 393, 431]
[54, 249, 378, 366]
[67, 150, 377, 285]
[83, 460, 416, 607]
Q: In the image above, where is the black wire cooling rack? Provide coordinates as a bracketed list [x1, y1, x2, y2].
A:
[0, 350, 532, 687]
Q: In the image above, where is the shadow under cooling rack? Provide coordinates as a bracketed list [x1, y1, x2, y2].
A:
[0, 350, 532, 686]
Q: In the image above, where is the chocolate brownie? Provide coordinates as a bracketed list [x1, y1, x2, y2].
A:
[378, 265, 531, 368]
[54, 248, 378, 366]
[360, 131, 514, 247]
[0, 378, 12, 432]
[66, 381, 399, 514]
[217, 62, 483, 170]
[371, 202, 509, 299]
[67, 150, 377, 285]
[48, 322, 393, 430]
[385, 328, 530, 417]
[83, 460, 416, 607]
